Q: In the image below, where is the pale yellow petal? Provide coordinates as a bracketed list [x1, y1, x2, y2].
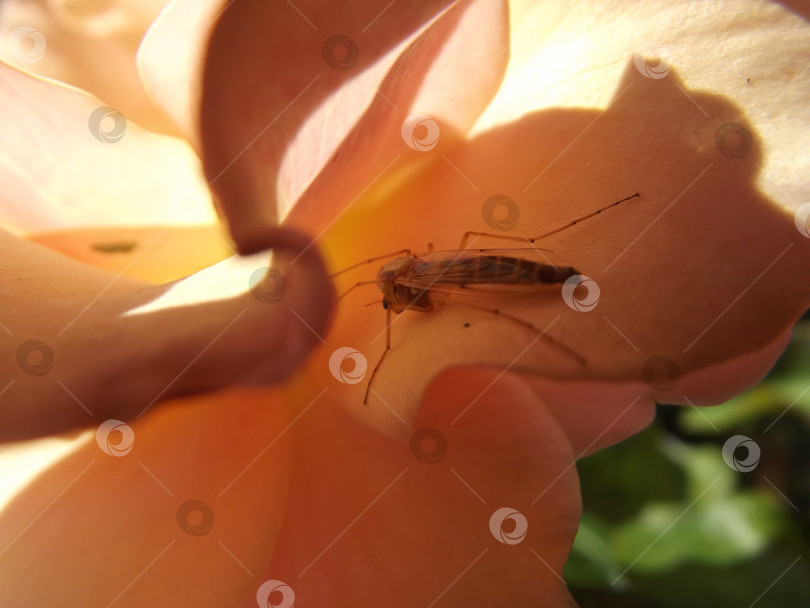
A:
[483, 0, 810, 208]
[0, 63, 216, 232]
[0, 0, 177, 134]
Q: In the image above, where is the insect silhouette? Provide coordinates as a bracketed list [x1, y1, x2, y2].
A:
[331, 193, 640, 405]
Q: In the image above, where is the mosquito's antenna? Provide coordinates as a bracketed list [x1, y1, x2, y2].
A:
[364, 299, 382, 308]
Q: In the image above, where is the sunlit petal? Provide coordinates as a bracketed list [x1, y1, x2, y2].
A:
[196, 0, 509, 252]
[0, 63, 216, 233]
[285, 0, 510, 236]
[137, 0, 229, 145]
[0, 231, 331, 441]
[29, 226, 233, 283]
[0, 389, 293, 606]
[487, 0, 810, 208]
[0, 0, 177, 134]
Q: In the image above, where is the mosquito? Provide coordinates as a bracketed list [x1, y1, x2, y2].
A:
[331, 193, 640, 405]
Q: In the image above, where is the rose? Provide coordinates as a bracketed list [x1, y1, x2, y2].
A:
[1, 1, 808, 606]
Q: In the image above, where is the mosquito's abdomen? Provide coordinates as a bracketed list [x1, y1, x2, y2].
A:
[534, 263, 579, 283]
[480, 256, 579, 284]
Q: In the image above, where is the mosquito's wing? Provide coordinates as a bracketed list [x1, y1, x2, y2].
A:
[397, 250, 576, 298]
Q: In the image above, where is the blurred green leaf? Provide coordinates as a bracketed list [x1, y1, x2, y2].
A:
[569, 319, 810, 606]
[612, 492, 783, 573]
[658, 441, 736, 498]
[577, 427, 684, 521]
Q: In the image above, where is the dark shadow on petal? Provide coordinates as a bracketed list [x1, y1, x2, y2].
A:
[318, 59, 810, 425]
[776, 1, 810, 22]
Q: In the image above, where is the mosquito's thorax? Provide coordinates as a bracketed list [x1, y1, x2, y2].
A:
[376, 255, 414, 283]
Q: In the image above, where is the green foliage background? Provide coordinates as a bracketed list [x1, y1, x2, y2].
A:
[567, 318, 810, 606]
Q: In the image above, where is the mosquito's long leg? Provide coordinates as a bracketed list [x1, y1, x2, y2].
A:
[329, 249, 412, 279]
[427, 290, 587, 366]
[364, 306, 392, 405]
[458, 193, 640, 249]
[458, 232, 533, 249]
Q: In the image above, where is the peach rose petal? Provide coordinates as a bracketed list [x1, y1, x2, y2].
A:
[496, 0, 810, 209]
[0, 62, 216, 233]
[516, 328, 792, 458]
[0, 0, 177, 135]
[28, 225, 233, 283]
[284, 0, 510, 237]
[514, 376, 657, 457]
[317, 62, 810, 436]
[196, 0, 508, 252]
[258, 367, 580, 606]
[0, 389, 293, 606]
[137, 0, 231, 145]
[0, 231, 332, 440]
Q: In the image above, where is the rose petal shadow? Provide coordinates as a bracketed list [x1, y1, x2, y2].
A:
[0, 224, 333, 441]
[199, 0, 507, 253]
[316, 59, 810, 436]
